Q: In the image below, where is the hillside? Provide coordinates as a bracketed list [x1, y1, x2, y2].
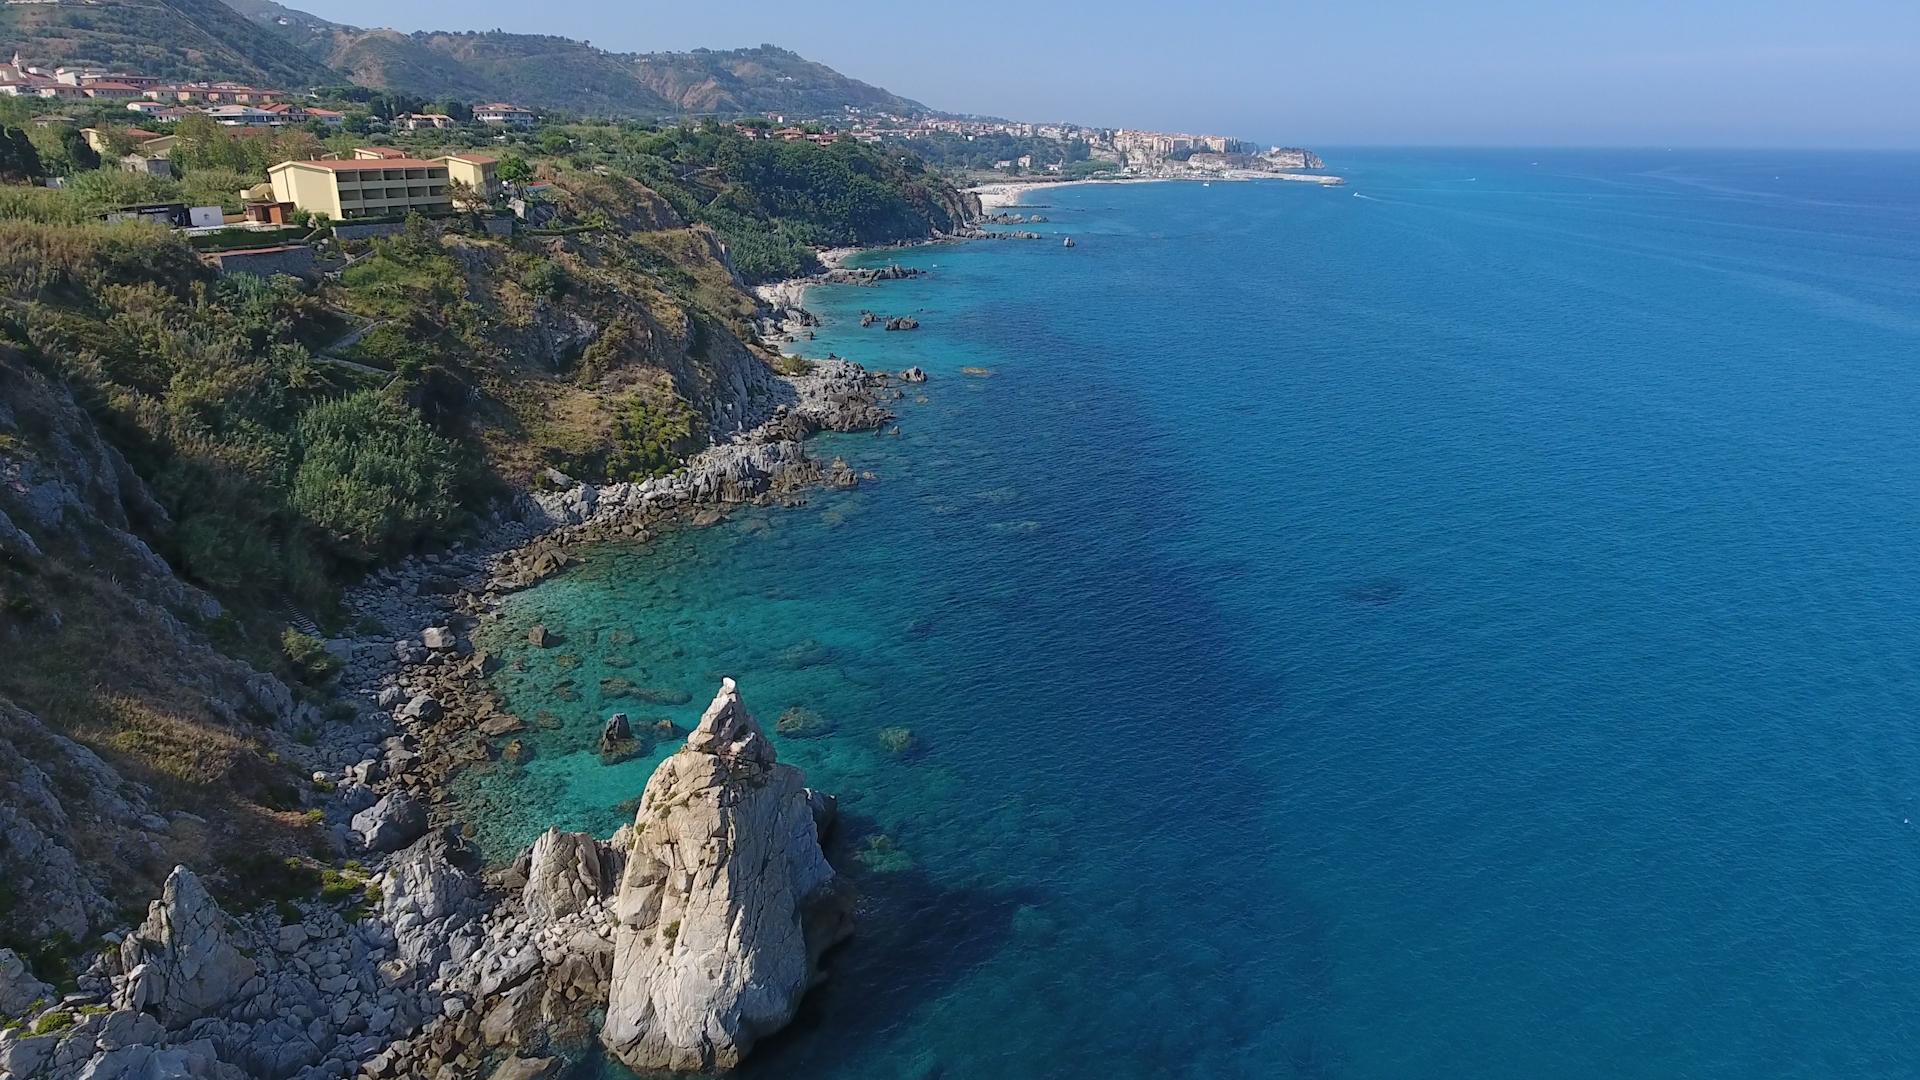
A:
[0, 125, 973, 975]
[305, 30, 929, 118]
[0, 0, 339, 87]
[0, 0, 933, 117]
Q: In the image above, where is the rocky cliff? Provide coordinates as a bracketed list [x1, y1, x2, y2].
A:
[602, 678, 852, 1071]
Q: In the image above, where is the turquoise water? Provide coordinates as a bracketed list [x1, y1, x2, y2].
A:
[459, 150, 1920, 1078]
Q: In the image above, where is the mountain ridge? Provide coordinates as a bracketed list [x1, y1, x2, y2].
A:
[233, 0, 933, 117]
[0, 0, 932, 118]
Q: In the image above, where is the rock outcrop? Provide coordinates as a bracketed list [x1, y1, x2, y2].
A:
[117, 867, 256, 1026]
[521, 828, 625, 928]
[601, 679, 852, 1072]
[352, 791, 429, 853]
[0, 948, 52, 1017]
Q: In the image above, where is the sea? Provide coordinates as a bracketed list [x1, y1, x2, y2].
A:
[453, 149, 1920, 1079]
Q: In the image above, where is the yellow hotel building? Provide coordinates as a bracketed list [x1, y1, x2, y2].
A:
[268, 157, 454, 221]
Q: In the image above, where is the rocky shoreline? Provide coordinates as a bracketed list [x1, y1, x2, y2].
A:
[0, 260, 930, 1078]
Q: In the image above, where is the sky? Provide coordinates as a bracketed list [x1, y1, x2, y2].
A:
[297, 0, 1920, 148]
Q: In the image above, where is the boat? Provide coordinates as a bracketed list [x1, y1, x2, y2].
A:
[1063, 237, 1076, 248]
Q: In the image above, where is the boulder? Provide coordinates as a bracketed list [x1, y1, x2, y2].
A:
[116, 866, 256, 1026]
[528, 625, 552, 648]
[352, 792, 428, 853]
[600, 713, 633, 754]
[521, 828, 624, 927]
[398, 693, 442, 722]
[898, 367, 927, 383]
[600, 679, 852, 1072]
[421, 626, 457, 650]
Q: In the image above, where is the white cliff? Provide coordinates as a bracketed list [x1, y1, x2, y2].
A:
[600, 678, 852, 1072]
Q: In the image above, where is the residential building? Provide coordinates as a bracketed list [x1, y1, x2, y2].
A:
[440, 153, 499, 198]
[351, 146, 409, 160]
[208, 105, 279, 126]
[121, 151, 175, 179]
[146, 83, 285, 105]
[259, 102, 309, 124]
[269, 157, 454, 220]
[395, 112, 456, 131]
[474, 103, 535, 127]
[81, 126, 163, 154]
[83, 82, 144, 101]
[306, 107, 345, 127]
[10, 82, 86, 100]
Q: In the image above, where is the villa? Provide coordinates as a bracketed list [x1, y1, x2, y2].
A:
[474, 103, 535, 127]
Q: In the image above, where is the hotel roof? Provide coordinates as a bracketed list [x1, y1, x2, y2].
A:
[274, 157, 451, 171]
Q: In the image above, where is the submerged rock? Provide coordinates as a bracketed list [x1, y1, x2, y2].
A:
[775, 706, 834, 739]
[601, 678, 852, 1072]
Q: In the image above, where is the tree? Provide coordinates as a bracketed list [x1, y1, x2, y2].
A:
[447, 177, 487, 213]
[291, 390, 463, 561]
[496, 153, 533, 188]
[0, 127, 43, 182]
[270, 129, 323, 166]
[172, 113, 227, 170]
[27, 125, 97, 176]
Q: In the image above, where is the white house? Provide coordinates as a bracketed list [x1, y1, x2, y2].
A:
[475, 103, 535, 127]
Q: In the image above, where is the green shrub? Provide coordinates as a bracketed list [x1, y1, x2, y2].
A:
[290, 390, 465, 561]
[280, 628, 340, 684]
[29, 1010, 74, 1036]
[606, 393, 699, 481]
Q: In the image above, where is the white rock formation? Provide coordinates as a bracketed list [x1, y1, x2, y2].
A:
[522, 827, 624, 928]
[116, 866, 256, 1026]
[600, 678, 852, 1072]
[0, 948, 53, 1017]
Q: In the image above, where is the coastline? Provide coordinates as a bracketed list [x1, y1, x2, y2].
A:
[2, 198, 971, 1080]
[0, 242, 945, 1080]
[971, 169, 1345, 211]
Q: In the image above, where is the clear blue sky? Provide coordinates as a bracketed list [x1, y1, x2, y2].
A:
[299, 0, 1920, 148]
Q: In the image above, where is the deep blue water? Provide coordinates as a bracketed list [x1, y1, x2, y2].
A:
[458, 149, 1920, 1078]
